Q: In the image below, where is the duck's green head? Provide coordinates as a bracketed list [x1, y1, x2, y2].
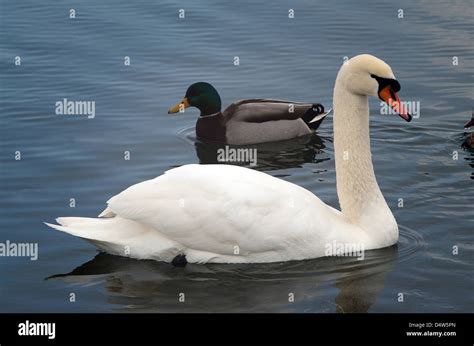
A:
[168, 82, 222, 116]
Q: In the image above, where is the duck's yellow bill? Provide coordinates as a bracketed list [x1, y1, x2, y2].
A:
[168, 97, 190, 114]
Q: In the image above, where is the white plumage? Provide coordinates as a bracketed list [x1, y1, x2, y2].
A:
[47, 164, 357, 263]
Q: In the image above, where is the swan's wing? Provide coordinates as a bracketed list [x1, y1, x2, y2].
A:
[105, 164, 334, 257]
[226, 99, 321, 123]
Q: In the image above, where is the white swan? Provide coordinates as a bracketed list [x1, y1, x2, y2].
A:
[46, 54, 412, 264]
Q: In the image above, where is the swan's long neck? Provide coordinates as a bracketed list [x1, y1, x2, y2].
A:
[333, 77, 398, 245]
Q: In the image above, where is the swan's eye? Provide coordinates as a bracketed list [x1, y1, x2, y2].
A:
[370, 74, 400, 93]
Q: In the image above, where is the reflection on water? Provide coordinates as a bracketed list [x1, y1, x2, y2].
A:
[194, 133, 328, 171]
[49, 224, 425, 313]
[48, 246, 397, 313]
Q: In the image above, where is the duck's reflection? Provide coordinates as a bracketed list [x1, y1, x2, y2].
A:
[48, 245, 397, 313]
[194, 133, 329, 171]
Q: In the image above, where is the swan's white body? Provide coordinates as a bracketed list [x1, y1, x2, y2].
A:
[46, 55, 402, 263]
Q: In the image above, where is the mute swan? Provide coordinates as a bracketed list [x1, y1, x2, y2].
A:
[46, 54, 411, 264]
[168, 82, 329, 144]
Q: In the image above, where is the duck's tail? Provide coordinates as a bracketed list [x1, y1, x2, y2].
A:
[302, 104, 331, 130]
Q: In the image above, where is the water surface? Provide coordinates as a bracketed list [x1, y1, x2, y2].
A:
[0, 0, 473, 312]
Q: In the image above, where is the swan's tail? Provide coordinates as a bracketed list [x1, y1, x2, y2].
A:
[45, 217, 135, 255]
[45, 217, 116, 241]
[44, 217, 178, 260]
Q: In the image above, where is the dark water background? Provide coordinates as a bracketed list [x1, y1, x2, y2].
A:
[0, 0, 472, 312]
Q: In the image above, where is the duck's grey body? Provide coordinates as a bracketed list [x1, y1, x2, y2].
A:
[196, 99, 328, 145]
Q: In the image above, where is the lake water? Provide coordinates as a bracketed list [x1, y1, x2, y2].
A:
[0, 0, 472, 313]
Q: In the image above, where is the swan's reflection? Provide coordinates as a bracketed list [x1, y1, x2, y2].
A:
[48, 246, 397, 313]
[194, 133, 329, 171]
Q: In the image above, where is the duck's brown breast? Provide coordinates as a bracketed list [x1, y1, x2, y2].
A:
[196, 112, 227, 143]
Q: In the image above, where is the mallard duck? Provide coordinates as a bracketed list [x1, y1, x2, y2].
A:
[46, 55, 411, 264]
[167, 82, 329, 145]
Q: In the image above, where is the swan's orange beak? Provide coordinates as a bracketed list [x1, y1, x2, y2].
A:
[378, 85, 412, 122]
[168, 97, 190, 114]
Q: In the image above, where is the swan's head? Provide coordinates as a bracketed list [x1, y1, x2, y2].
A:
[339, 54, 412, 122]
[168, 82, 222, 116]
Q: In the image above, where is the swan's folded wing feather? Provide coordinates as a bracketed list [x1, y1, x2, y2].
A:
[106, 164, 331, 256]
[227, 99, 315, 123]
